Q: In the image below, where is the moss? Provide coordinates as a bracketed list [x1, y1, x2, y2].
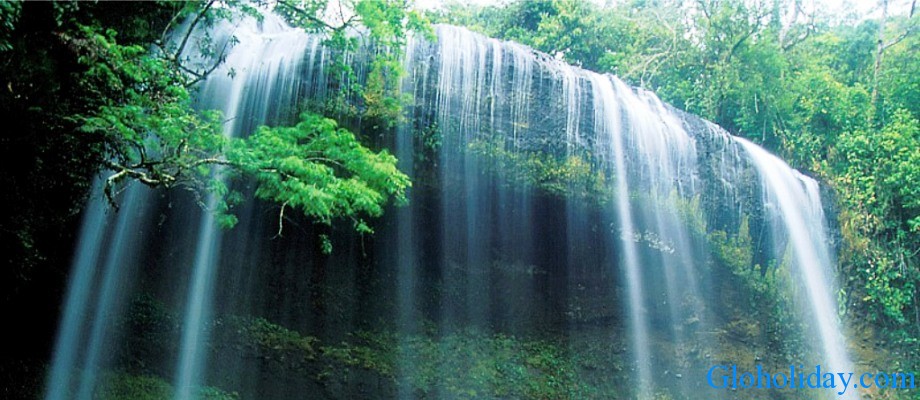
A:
[223, 316, 317, 357]
[706, 218, 812, 362]
[320, 330, 398, 378]
[707, 215, 753, 272]
[317, 328, 625, 399]
[467, 138, 608, 200]
[94, 371, 237, 400]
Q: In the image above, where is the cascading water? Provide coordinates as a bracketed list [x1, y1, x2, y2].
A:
[45, 10, 316, 400]
[45, 182, 150, 400]
[171, 14, 312, 399]
[45, 9, 857, 400]
[737, 138, 856, 398]
[589, 74, 653, 394]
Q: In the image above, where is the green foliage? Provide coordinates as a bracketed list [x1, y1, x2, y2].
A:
[117, 299, 623, 400]
[709, 218, 805, 359]
[74, 22, 228, 200]
[833, 109, 919, 324]
[467, 138, 607, 199]
[708, 216, 753, 273]
[779, 63, 872, 170]
[224, 316, 317, 357]
[117, 293, 630, 399]
[123, 295, 178, 336]
[276, 0, 431, 127]
[53, 1, 416, 245]
[433, 0, 615, 70]
[94, 372, 237, 400]
[230, 113, 410, 234]
[0, 0, 21, 52]
[875, 14, 920, 123]
[321, 329, 606, 399]
[94, 373, 173, 400]
[672, 193, 708, 235]
[355, 0, 431, 47]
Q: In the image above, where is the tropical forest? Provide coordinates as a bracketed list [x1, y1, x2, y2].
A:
[0, 0, 917, 399]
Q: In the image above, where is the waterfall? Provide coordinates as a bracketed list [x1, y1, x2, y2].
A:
[44, 170, 156, 400]
[45, 182, 147, 400]
[175, 14, 318, 400]
[45, 11, 315, 399]
[589, 74, 652, 393]
[173, 13, 313, 399]
[737, 138, 855, 399]
[44, 10, 856, 400]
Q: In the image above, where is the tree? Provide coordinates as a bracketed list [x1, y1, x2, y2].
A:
[871, 0, 917, 118]
[833, 109, 919, 326]
[874, 0, 920, 123]
[68, 0, 419, 237]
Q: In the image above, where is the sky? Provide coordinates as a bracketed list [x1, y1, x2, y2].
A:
[414, 0, 916, 19]
[819, 0, 914, 18]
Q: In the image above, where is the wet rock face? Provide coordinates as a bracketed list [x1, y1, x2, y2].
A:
[399, 25, 759, 214]
[391, 26, 755, 276]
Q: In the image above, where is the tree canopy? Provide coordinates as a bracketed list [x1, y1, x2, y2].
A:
[23, 1, 421, 236]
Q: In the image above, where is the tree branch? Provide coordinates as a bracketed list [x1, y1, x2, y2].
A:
[276, 0, 339, 31]
[189, 157, 237, 168]
[276, 0, 361, 33]
[275, 200, 290, 238]
[882, 0, 917, 51]
[158, 2, 190, 51]
[882, 10, 917, 51]
[103, 161, 178, 209]
[174, 0, 216, 63]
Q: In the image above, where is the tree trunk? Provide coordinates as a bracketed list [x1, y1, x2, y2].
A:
[871, 0, 888, 117]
